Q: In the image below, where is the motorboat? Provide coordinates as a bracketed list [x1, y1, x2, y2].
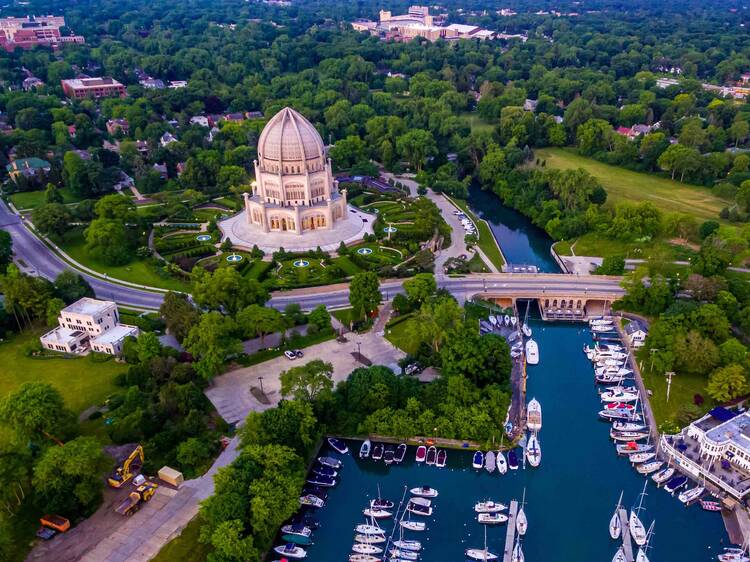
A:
[279, 535, 310, 547]
[604, 401, 634, 410]
[612, 421, 647, 432]
[415, 445, 427, 463]
[348, 555, 379, 562]
[489, 315, 498, 326]
[363, 508, 392, 519]
[504, 314, 511, 326]
[508, 450, 519, 470]
[390, 548, 419, 560]
[472, 450, 484, 469]
[616, 442, 653, 455]
[312, 464, 337, 477]
[510, 316, 518, 327]
[678, 485, 705, 504]
[352, 544, 382, 555]
[475, 501, 507, 513]
[465, 548, 499, 560]
[610, 430, 649, 442]
[516, 505, 527, 535]
[610, 491, 622, 540]
[355, 524, 384, 535]
[393, 539, 421, 551]
[410, 486, 438, 497]
[355, 534, 386, 544]
[306, 474, 336, 487]
[281, 524, 311, 538]
[274, 543, 307, 559]
[383, 446, 395, 465]
[629, 452, 656, 464]
[371, 443, 384, 461]
[664, 475, 688, 494]
[601, 389, 639, 403]
[636, 461, 664, 475]
[592, 324, 616, 333]
[299, 494, 324, 508]
[652, 467, 675, 485]
[359, 439, 371, 459]
[496, 451, 508, 475]
[701, 499, 722, 512]
[400, 520, 426, 531]
[425, 446, 437, 466]
[596, 374, 631, 385]
[436, 449, 447, 468]
[407, 502, 432, 516]
[327, 437, 348, 454]
[317, 456, 342, 468]
[522, 323, 532, 337]
[395, 444, 407, 463]
[526, 433, 541, 467]
[478, 512, 509, 525]
[525, 339, 539, 365]
[370, 498, 394, 510]
[409, 497, 432, 507]
[526, 398, 542, 431]
[290, 513, 320, 530]
[485, 450, 496, 473]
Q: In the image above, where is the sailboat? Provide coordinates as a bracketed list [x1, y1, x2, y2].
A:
[630, 481, 648, 547]
[512, 537, 524, 562]
[465, 524, 499, 560]
[612, 546, 627, 562]
[636, 521, 655, 562]
[609, 491, 623, 540]
[516, 489, 528, 536]
[525, 432, 541, 467]
[496, 449, 508, 475]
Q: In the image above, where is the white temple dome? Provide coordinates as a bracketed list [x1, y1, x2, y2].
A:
[257, 107, 325, 166]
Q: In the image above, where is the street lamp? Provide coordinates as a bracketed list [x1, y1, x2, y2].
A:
[357, 341, 362, 362]
[258, 376, 264, 395]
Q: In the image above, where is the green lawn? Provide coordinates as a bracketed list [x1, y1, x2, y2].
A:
[449, 197, 505, 270]
[384, 314, 419, 355]
[569, 232, 698, 262]
[640, 365, 716, 429]
[152, 516, 212, 562]
[459, 112, 495, 134]
[534, 147, 730, 222]
[58, 228, 191, 292]
[9, 187, 81, 210]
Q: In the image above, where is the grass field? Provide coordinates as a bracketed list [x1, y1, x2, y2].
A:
[59, 228, 190, 292]
[459, 112, 495, 134]
[640, 365, 715, 429]
[384, 314, 419, 355]
[568, 232, 698, 262]
[449, 197, 506, 270]
[9, 187, 81, 210]
[152, 517, 211, 562]
[534, 148, 730, 222]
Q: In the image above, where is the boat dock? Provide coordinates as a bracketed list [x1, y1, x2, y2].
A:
[502, 500, 519, 562]
[618, 507, 635, 562]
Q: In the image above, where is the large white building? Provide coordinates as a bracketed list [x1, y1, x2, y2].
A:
[40, 297, 139, 355]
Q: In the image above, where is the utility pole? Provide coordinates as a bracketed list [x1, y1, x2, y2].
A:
[649, 348, 659, 372]
[665, 371, 676, 403]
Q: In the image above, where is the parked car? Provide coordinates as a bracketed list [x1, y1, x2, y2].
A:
[294, 349, 304, 358]
[405, 363, 421, 375]
[284, 350, 297, 360]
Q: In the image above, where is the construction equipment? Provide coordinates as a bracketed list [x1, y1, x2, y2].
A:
[39, 514, 70, 533]
[115, 483, 158, 516]
[108, 445, 144, 488]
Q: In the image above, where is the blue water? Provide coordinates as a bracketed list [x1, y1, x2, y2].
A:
[298, 319, 727, 561]
[467, 183, 560, 273]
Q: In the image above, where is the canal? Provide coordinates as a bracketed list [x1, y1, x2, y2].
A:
[466, 183, 560, 273]
[300, 318, 726, 561]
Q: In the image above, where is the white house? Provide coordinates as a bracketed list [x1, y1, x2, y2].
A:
[160, 132, 178, 147]
[40, 297, 139, 355]
[624, 319, 648, 348]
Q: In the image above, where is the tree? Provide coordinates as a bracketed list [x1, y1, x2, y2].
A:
[176, 437, 213, 472]
[329, 135, 367, 170]
[240, 403, 320, 457]
[184, 312, 242, 380]
[94, 194, 136, 222]
[0, 265, 53, 326]
[407, 297, 464, 353]
[44, 183, 63, 204]
[53, 271, 93, 303]
[160, 292, 200, 342]
[595, 255, 625, 275]
[657, 144, 700, 181]
[33, 203, 72, 238]
[236, 304, 285, 343]
[440, 328, 512, 387]
[729, 120, 749, 147]
[693, 236, 731, 276]
[478, 148, 507, 187]
[191, 268, 268, 314]
[348, 272, 381, 321]
[0, 231, 11, 274]
[576, 119, 613, 155]
[85, 218, 132, 265]
[0, 383, 74, 445]
[46, 297, 65, 327]
[32, 436, 106, 516]
[136, 332, 162, 363]
[217, 165, 249, 193]
[707, 364, 747, 403]
[396, 129, 437, 172]
[307, 304, 331, 333]
[699, 220, 720, 240]
[608, 202, 662, 241]
[403, 273, 436, 306]
[280, 359, 334, 401]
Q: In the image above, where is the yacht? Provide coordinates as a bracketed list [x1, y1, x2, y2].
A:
[359, 439, 371, 459]
[478, 512, 509, 525]
[392, 539, 421, 552]
[601, 389, 639, 403]
[352, 544, 382, 555]
[355, 523, 384, 535]
[409, 497, 431, 507]
[630, 482, 648, 547]
[354, 534, 386, 544]
[610, 430, 649, 442]
[348, 555, 379, 562]
[400, 520, 426, 531]
[474, 500, 507, 513]
[512, 538, 524, 562]
[410, 486, 438, 497]
[651, 467, 675, 485]
[629, 452, 656, 464]
[389, 548, 419, 560]
[525, 339, 539, 365]
[636, 461, 664, 475]
[362, 507, 392, 519]
[274, 543, 307, 559]
[612, 547, 627, 562]
[516, 506, 528, 535]
[678, 486, 705, 504]
[526, 398, 542, 431]
[327, 437, 348, 454]
[612, 421, 647, 432]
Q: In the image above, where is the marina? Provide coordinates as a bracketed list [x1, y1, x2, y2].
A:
[279, 317, 727, 561]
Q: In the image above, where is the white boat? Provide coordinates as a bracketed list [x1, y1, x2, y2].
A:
[679, 486, 705, 504]
[355, 524, 384, 535]
[609, 491, 623, 540]
[489, 315, 498, 326]
[400, 520, 426, 531]
[409, 497, 431, 507]
[652, 467, 675, 485]
[612, 546, 627, 562]
[636, 521, 655, 562]
[466, 525, 499, 560]
[478, 512, 509, 525]
[359, 439, 371, 459]
[349, 555, 379, 562]
[525, 433, 541, 468]
[274, 544, 307, 559]
[512, 539, 524, 562]
[613, 421, 647, 432]
[389, 548, 418, 560]
[496, 450, 508, 475]
[630, 452, 656, 464]
[362, 508, 391, 519]
[525, 339, 539, 365]
[516, 507, 527, 536]
[601, 390, 639, 403]
[355, 534, 386, 544]
[610, 430, 649, 442]
[485, 450, 496, 473]
[510, 316, 518, 327]
[299, 494, 324, 508]
[526, 398, 542, 431]
[522, 323, 532, 337]
[352, 544, 383, 555]
[406, 503, 432, 516]
[392, 539, 421, 551]
[410, 486, 438, 497]
[637, 461, 664, 475]
[630, 482, 648, 546]
[474, 500, 507, 513]
[504, 314, 511, 326]
[592, 324, 616, 333]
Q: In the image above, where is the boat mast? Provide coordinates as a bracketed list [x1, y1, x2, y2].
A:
[635, 480, 648, 517]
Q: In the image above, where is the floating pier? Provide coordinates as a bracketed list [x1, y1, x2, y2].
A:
[618, 507, 635, 562]
[502, 500, 519, 562]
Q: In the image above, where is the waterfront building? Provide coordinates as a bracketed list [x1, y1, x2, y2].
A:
[624, 320, 648, 348]
[662, 407, 750, 500]
[61, 77, 126, 99]
[40, 297, 139, 355]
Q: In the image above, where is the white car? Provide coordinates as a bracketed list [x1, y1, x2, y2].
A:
[284, 350, 297, 360]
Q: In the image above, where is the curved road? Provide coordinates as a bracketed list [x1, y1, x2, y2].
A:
[0, 200, 624, 311]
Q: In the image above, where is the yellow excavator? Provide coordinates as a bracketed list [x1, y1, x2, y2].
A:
[115, 483, 158, 516]
[108, 445, 144, 488]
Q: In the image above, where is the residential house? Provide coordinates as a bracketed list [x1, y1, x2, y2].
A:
[139, 78, 165, 89]
[22, 76, 43, 91]
[523, 99, 538, 112]
[189, 115, 210, 128]
[134, 140, 150, 154]
[6, 157, 51, 182]
[160, 132, 178, 147]
[222, 112, 245, 122]
[106, 118, 129, 135]
[624, 319, 648, 347]
[168, 80, 187, 89]
[246, 111, 264, 119]
[153, 162, 168, 179]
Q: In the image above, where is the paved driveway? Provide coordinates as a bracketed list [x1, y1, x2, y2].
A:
[206, 331, 405, 424]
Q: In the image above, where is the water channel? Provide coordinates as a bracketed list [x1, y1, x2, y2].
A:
[300, 318, 727, 561]
[466, 183, 560, 273]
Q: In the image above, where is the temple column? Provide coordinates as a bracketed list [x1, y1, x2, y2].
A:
[295, 206, 301, 234]
[261, 204, 269, 233]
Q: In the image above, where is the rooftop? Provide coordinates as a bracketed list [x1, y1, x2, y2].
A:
[92, 324, 139, 345]
[62, 297, 116, 316]
[705, 410, 750, 450]
[624, 319, 647, 334]
[41, 325, 85, 343]
[62, 77, 123, 89]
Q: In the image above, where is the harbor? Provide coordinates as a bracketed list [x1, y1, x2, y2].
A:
[280, 317, 727, 561]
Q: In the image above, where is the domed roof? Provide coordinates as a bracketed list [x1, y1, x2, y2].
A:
[257, 107, 325, 164]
